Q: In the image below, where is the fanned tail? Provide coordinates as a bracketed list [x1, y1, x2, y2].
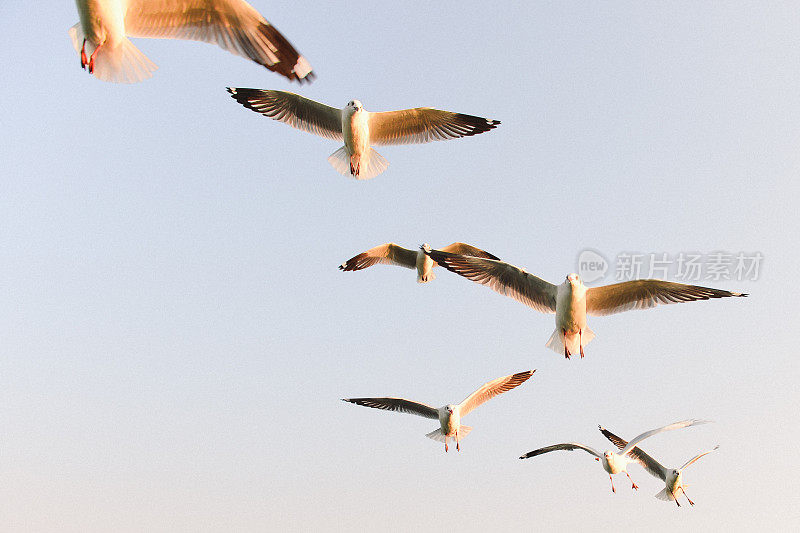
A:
[545, 327, 595, 355]
[425, 428, 446, 442]
[69, 24, 157, 83]
[327, 147, 389, 180]
[655, 486, 685, 502]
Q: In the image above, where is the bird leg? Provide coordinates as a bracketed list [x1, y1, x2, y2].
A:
[456, 439, 460, 452]
[609, 474, 616, 493]
[88, 39, 105, 74]
[683, 489, 695, 506]
[563, 329, 571, 359]
[579, 329, 585, 358]
[80, 39, 88, 69]
[625, 471, 638, 490]
[673, 490, 681, 507]
[444, 439, 448, 453]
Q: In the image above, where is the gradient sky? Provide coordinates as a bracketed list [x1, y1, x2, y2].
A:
[1, 1, 798, 531]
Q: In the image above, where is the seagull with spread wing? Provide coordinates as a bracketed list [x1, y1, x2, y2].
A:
[342, 370, 534, 452]
[70, 0, 313, 83]
[600, 426, 719, 506]
[226, 88, 500, 180]
[339, 243, 499, 283]
[424, 248, 747, 358]
[519, 419, 709, 493]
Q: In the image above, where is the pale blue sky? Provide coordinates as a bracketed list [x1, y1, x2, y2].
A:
[1, 1, 798, 531]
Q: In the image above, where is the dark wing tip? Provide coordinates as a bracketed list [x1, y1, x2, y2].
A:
[452, 113, 501, 137]
[256, 23, 314, 83]
[485, 251, 501, 261]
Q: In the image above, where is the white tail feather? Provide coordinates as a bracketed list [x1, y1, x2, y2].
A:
[327, 147, 389, 180]
[327, 146, 351, 176]
[93, 38, 157, 83]
[426, 428, 446, 442]
[425, 426, 473, 443]
[545, 327, 595, 354]
[655, 488, 675, 502]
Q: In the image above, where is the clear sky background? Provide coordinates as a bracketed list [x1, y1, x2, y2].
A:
[1, 1, 798, 531]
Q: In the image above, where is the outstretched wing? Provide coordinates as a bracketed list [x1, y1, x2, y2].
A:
[679, 445, 719, 472]
[125, 0, 313, 81]
[458, 370, 535, 417]
[620, 419, 710, 456]
[439, 242, 500, 261]
[339, 243, 417, 271]
[599, 426, 667, 481]
[425, 249, 557, 313]
[367, 108, 499, 145]
[342, 398, 438, 420]
[226, 88, 342, 140]
[519, 442, 602, 460]
[586, 280, 747, 316]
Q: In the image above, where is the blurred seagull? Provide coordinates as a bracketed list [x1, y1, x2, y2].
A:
[226, 88, 500, 180]
[519, 419, 709, 493]
[339, 242, 499, 283]
[600, 426, 719, 506]
[424, 248, 747, 358]
[70, 0, 314, 83]
[342, 370, 534, 452]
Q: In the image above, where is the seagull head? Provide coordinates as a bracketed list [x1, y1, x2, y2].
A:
[445, 405, 454, 414]
[420, 243, 432, 253]
[347, 99, 364, 111]
[566, 273, 581, 285]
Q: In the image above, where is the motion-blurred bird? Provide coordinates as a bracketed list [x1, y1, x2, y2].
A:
[70, 0, 313, 83]
[425, 248, 747, 358]
[600, 426, 718, 506]
[226, 88, 500, 180]
[519, 419, 709, 493]
[339, 242, 499, 283]
[343, 370, 534, 452]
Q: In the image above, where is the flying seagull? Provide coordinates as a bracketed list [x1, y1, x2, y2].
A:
[424, 248, 747, 358]
[339, 242, 499, 283]
[70, 0, 314, 83]
[226, 88, 500, 180]
[342, 370, 534, 452]
[600, 426, 719, 506]
[519, 419, 709, 493]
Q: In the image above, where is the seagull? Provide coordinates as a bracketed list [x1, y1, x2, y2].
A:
[69, 0, 314, 83]
[339, 242, 499, 283]
[225, 88, 500, 180]
[600, 426, 719, 506]
[519, 419, 709, 493]
[342, 370, 534, 452]
[424, 248, 747, 358]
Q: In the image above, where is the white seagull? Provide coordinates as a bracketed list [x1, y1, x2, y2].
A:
[342, 370, 534, 452]
[339, 242, 499, 283]
[226, 88, 500, 180]
[519, 419, 709, 493]
[70, 0, 314, 83]
[600, 426, 719, 506]
[425, 248, 747, 358]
